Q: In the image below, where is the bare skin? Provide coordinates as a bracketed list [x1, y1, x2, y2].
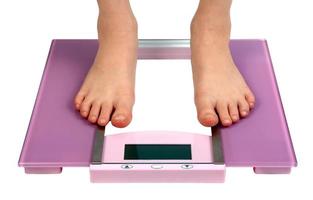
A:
[74, 0, 255, 128]
[191, 0, 255, 127]
[74, 0, 137, 127]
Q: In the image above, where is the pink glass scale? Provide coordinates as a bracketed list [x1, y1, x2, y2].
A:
[18, 39, 297, 182]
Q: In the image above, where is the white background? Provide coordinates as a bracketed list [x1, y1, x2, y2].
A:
[0, 0, 312, 199]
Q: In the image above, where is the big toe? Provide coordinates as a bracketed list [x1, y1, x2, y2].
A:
[111, 100, 133, 128]
[196, 100, 219, 127]
[199, 112, 219, 127]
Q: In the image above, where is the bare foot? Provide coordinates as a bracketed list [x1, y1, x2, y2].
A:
[191, 8, 255, 127]
[74, 2, 138, 128]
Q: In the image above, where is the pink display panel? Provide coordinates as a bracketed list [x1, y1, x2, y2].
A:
[101, 131, 212, 163]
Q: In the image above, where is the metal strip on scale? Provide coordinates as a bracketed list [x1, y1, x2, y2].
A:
[212, 127, 225, 165]
[91, 126, 105, 165]
[139, 39, 190, 48]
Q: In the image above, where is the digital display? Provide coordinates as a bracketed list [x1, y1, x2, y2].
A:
[124, 144, 192, 160]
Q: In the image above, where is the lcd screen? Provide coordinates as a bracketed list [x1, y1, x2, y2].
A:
[124, 144, 192, 160]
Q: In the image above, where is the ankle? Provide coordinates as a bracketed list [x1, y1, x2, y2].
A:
[97, 0, 137, 31]
[98, 0, 134, 15]
[191, 1, 231, 41]
[98, 15, 137, 32]
[192, 15, 230, 38]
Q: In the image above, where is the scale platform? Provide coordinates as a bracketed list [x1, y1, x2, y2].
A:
[18, 39, 297, 183]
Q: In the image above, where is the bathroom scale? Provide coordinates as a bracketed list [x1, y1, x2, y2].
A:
[18, 39, 297, 183]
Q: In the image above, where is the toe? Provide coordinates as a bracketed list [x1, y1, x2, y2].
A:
[228, 102, 239, 123]
[74, 91, 87, 110]
[80, 98, 92, 118]
[196, 101, 219, 127]
[88, 102, 101, 123]
[111, 101, 133, 128]
[98, 103, 113, 126]
[216, 102, 232, 126]
[245, 89, 256, 109]
[238, 98, 250, 117]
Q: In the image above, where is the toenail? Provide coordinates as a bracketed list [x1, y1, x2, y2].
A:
[223, 119, 231, 125]
[82, 111, 88, 116]
[204, 113, 214, 119]
[99, 119, 106, 124]
[241, 111, 248, 116]
[114, 115, 126, 121]
[249, 102, 254, 108]
[232, 115, 239, 121]
[90, 116, 97, 121]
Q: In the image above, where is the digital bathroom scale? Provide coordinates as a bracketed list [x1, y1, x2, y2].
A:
[18, 39, 297, 183]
